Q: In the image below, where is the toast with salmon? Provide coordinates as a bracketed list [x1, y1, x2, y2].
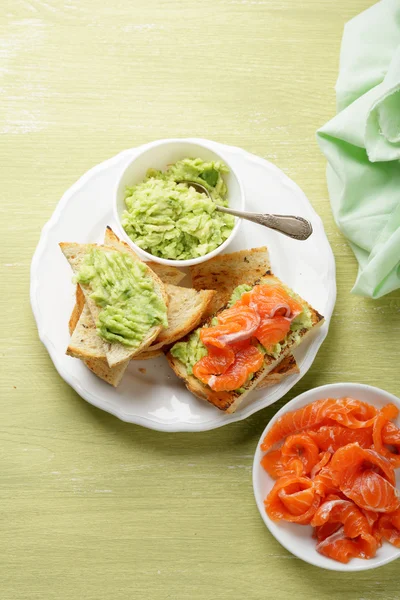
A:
[166, 274, 324, 413]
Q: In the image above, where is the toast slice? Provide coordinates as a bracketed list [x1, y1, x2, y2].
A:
[190, 247, 271, 318]
[68, 283, 85, 335]
[132, 348, 163, 360]
[256, 353, 299, 389]
[140, 262, 185, 286]
[166, 274, 324, 413]
[143, 284, 215, 352]
[68, 287, 127, 387]
[60, 238, 169, 367]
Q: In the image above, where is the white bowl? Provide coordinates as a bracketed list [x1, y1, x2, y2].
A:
[113, 138, 245, 267]
[252, 382, 400, 572]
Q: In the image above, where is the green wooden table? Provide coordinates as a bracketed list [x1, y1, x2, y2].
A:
[2, 1, 400, 598]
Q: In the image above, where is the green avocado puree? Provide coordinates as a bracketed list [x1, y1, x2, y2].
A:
[170, 283, 313, 378]
[75, 248, 168, 347]
[122, 158, 235, 261]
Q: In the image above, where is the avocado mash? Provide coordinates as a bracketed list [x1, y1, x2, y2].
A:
[227, 284, 252, 307]
[170, 284, 313, 375]
[75, 248, 168, 347]
[170, 330, 207, 375]
[122, 158, 235, 261]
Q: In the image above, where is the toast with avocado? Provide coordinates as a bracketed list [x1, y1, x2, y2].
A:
[65, 228, 215, 385]
[60, 235, 169, 367]
[167, 274, 324, 413]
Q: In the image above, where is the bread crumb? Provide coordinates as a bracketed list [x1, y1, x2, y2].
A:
[138, 368, 146, 374]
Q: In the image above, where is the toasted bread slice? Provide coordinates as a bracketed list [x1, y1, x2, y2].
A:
[132, 348, 163, 360]
[145, 284, 215, 351]
[142, 262, 185, 285]
[256, 354, 299, 389]
[68, 284, 85, 335]
[68, 292, 127, 387]
[166, 274, 324, 413]
[190, 247, 271, 318]
[60, 240, 168, 367]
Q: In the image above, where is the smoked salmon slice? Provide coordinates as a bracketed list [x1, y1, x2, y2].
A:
[265, 475, 320, 524]
[311, 498, 372, 539]
[192, 345, 235, 384]
[382, 421, 400, 446]
[315, 528, 378, 563]
[307, 425, 373, 453]
[377, 510, 400, 547]
[193, 282, 304, 390]
[372, 404, 400, 468]
[200, 306, 260, 347]
[310, 451, 331, 479]
[207, 345, 264, 392]
[254, 316, 292, 351]
[280, 433, 320, 475]
[330, 444, 399, 513]
[261, 398, 378, 451]
[261, 436, 320, 480]
[240, 284, 303, 319]
[261, 450, 286, 480]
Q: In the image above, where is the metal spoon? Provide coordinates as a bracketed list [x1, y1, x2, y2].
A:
[177, 180, 313, 241]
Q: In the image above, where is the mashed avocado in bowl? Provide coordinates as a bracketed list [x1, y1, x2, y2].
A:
[121, 158, 235, 261]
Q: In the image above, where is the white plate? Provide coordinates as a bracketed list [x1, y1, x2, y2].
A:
[30, 139, 336, 432]
[253, 383, 400, 571]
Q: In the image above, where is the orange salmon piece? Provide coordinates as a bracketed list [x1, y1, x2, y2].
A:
[307, 425, 373, 453]
[372, 404, 400, 468]
[207, 345, 264, 392]
[265, 475, 320, 524]
[200, 305, 260, 348]
[313, 467, 341, 498]
[377, 510, 400, 548]
[280, 433, 320, 475]
[382, 421, 400, 445]
[311, 498, 372, 539]
[330, 444, 399, 513]
[254, 316, 292, 351]
[310, 451, 332, 479]
[192, 345, 235, 384]
[241, 284, 303, 319]
[261, 398, 378, 452]
[261, 450, 286, 480]
[315, 527, 378, 563]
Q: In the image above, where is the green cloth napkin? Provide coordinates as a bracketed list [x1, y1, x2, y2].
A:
[317, 0, 400, 299]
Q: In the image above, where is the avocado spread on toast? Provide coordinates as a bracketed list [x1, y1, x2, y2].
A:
[75, 248, 168, 347]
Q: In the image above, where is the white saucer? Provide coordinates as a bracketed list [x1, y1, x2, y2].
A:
[30, 139, 336, 431]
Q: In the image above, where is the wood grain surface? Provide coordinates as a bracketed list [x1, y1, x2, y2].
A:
[2, 0, 400, 598]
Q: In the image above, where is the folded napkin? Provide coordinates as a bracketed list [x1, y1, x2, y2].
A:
[317, 0, 400, 298]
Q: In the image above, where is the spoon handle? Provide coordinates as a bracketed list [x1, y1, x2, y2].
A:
[216, 206, 313, 241]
